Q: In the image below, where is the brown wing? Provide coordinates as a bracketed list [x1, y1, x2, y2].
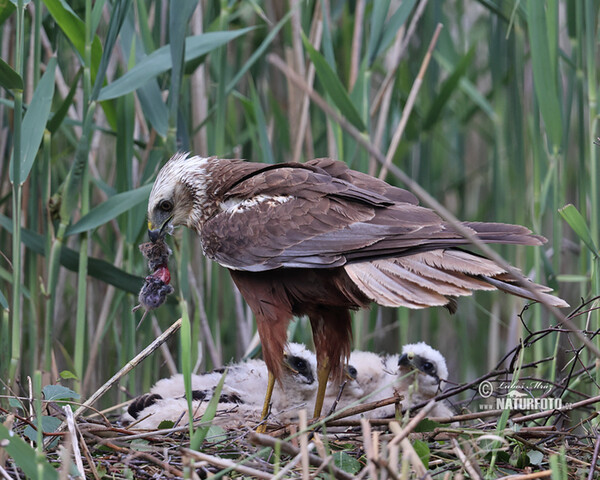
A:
[200, 159, 544, 272]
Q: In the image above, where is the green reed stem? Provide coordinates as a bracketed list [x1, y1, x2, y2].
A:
[9, 0, 25, 383]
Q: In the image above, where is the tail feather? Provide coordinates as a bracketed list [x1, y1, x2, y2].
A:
[345, 249, 569, 310]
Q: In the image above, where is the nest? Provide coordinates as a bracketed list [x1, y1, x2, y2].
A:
[2, 298, 599, 479]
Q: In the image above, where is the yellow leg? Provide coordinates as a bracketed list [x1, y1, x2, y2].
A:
[312, 357, 331, 419]
[257, 371, 275, 433]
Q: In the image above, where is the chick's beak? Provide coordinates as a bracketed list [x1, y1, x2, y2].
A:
[398, 352, 414, 368]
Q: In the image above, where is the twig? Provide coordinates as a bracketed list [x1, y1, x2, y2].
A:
[588, 431, 600, 480]
[361, 418, 378, 479]
[52, 318, 182, 443]
[299, 409, 309, 480]
[64, 406, 85, 479]
[387, 400, 437, 447]
[378, 23, 443, 179]
[452, 438, 481, 479]
[348, 0, 365, 91]
[249, 432, 355, 480]
[497, 471, 553, 480]
[0, 465, 13, 480]
[183, 448, 273, 479]
[322, 395, 402, 425]
[370, 0, 429, 116]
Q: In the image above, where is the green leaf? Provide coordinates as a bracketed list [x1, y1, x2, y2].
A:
[302, 33, 366, 132]
[0, 56, 23, 91]
[559, 204, 598, 257]
[366, 0, 390, 66]
[0, 213, 145, 294]
[47, 67, 82, 134]
[66, 184, 152, 236]
[413, 418, 443, 432]
[23, 416, 62, 443]
[422, 47, 474, 131]
[90, 0, 133, 101]
[527, 0, 563, 148]
[10, 57, 56, 185]
[190, 370, 227, 450]
[373, 0, 418, 62]
[332, 451, 361, 474]
[204, 425, 227, 444]
[249, 79, 274, 165]
[59, 370, 78, 380]
[42, 0, 103, 78]
[0, 423, 59, 479]
[412, 440, 430, 469]
[0, 0, 15, 26]
[98, 29, 253, 101]
[42, 384, 80, 401]
[527, 450, 544, 466]
[0, 288, 7, 310]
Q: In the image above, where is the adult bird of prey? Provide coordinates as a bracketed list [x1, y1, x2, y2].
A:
[147, 153, 568, 423]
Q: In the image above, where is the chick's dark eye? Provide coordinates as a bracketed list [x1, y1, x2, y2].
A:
[292, 358, 307, 372]
[422, 362, 434, 372]
[158, 200, 173, 212]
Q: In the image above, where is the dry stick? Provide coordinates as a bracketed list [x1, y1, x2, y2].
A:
[187, 264, 222, 368]
[291, 4, 322, 164]
[588, 431, 600, 480]
[497, 471, 553, 480]
[400, 438, 432, 480]
[379, 22, 443, 180]
[370, 0, 430, 117]
[452, 438, 482, 480]
[83, 242, 124, 395]
[370, 26, 405, 176]
[322, 395, 402, 425]
[249, 432, 355, 480]
[151, 317, 178, 375]
[76, 432, 101, 480]
[272, 452, 303, 480]
[510, 393, 600, 424]
[53, 318, 182, 441]
[360, 418, 378, 479]
[183, 448, 273, 479]
[64, 406, 85, 479]
[299, 409, 310, 480]
[267, 51, 600, 359]
[348, 0, 365, 91]
[386, 401, 437, 448]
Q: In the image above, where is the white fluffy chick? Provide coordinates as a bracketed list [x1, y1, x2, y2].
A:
[395, 342, 454, 419]
[122, 343, 319, 429]
[322, 351, 399, 418]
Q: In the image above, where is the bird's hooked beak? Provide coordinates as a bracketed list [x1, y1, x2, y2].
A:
[283, 354, 315, 384]
[398, 352, 414, 369]
[147, 216, 173, 243]
[398, 351, 440, 383]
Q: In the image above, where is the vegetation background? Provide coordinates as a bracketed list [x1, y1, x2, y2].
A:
[0, 0, 598, 476]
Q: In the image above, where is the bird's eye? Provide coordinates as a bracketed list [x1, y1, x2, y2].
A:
[348, 366, 357, 378]
[158, 199, 173, 212]
[292, 357, 308, 372]
[422, 362, 435, 372]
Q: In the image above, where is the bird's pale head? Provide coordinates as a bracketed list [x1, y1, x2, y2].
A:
[147, 152, 210, 241]
[398, 342, 448, 398]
